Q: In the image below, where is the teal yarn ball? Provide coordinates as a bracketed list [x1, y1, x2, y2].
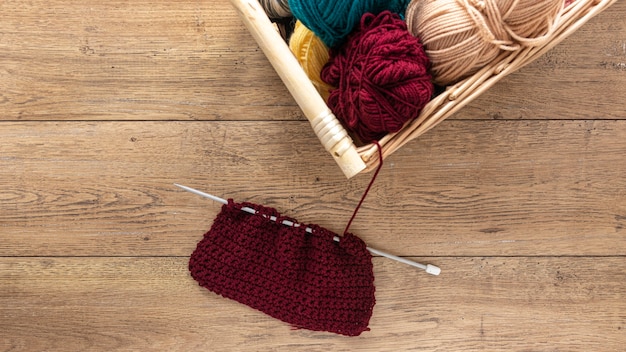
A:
[288, 0, 410, 48]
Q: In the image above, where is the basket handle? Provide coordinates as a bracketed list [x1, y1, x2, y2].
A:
[228, 0, 366, 178]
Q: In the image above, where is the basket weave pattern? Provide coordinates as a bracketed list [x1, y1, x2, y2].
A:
[231, 0, 618, 177]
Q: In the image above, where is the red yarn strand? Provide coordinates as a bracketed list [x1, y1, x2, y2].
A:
[343, 141, 383, 235]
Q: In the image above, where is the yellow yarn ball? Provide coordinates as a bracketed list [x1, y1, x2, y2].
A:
[288, 21, 334, 101]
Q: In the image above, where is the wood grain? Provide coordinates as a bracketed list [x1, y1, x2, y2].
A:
[0, 1, 624, 121]
[1, 257, 624, 351]
[1, 121, 625, 257]
[1, 0, 625, 351]
[0, 0, 295, 121]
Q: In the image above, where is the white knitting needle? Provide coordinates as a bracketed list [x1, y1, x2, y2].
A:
[174, 183, 441, 275]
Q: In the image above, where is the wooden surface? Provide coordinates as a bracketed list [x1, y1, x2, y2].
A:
[1, 1, 625, 351]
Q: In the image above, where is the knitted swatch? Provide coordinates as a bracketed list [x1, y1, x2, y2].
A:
[189, 200, 376, 336]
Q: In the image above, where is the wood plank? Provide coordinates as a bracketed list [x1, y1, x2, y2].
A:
[1, 257, 624, 351]
[1, 120, 625, 257]
[2, 2, 624, 351]
[0, 1, 624, 121]
[0, 0, 296, 121]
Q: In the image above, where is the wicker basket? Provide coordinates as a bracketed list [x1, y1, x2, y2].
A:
[229, 0, 619, 178]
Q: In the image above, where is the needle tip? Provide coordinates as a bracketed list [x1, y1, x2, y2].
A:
[426, 264, 441, 276]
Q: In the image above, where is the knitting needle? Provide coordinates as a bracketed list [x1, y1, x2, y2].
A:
[174, 183, 441, 275]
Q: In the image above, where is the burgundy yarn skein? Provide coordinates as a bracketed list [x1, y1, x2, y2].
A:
[321, 11, 434, 143]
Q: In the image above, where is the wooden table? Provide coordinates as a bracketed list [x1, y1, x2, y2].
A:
[1, 1, 625, 350]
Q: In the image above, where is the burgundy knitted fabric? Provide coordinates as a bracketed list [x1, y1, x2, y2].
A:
[189, 200, 376, 336]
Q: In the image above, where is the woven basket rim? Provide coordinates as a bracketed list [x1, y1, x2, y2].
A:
[355, 0, 619, 172]
[231, 0, 619, 177]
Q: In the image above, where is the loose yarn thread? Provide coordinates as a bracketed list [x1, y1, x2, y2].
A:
[288, 0, 411, 48]
[406, 0, 564, 85]
[343, 141, 383, 235]
[321, 11, 434, 143]
[289, 21, 334, 100]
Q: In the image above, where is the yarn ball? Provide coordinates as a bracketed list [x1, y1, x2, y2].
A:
[406, 0, 563, 86]
[288, 0, 411, 48]
[320, 11, 434, 143]
[259, 0, 291, 19]
[289, 21, 335, 101]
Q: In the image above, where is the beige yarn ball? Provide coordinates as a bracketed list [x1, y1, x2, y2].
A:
[406, 0, 563, 86]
